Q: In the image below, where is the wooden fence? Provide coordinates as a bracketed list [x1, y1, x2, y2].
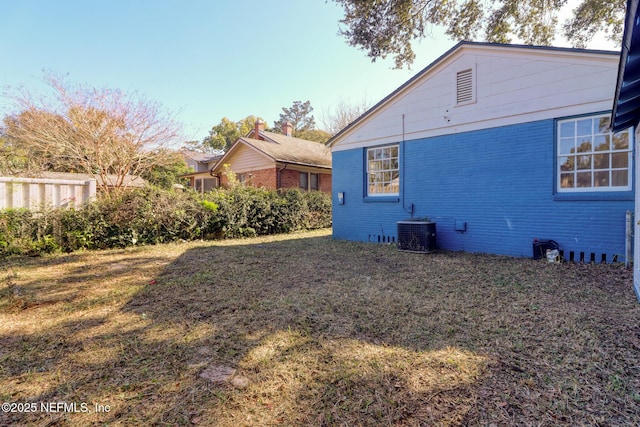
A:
[0, 177, 97, 210]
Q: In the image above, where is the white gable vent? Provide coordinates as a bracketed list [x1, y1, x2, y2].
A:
[456, 69, 474, 104]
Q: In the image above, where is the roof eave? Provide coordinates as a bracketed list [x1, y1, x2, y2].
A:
[275, 160, 332, 169]
[612, 0, 640, 132]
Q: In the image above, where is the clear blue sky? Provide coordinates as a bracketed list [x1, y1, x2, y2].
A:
[0, 1, 618, 143]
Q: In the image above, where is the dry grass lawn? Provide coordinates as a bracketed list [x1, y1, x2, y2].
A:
[1, 229, 639, 426]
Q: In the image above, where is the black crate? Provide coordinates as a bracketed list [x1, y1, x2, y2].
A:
[532, 239, 559, 260]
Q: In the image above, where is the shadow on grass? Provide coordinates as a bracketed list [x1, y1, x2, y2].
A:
[1, 232, 639, 425]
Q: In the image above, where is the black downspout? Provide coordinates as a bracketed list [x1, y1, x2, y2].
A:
[277, 163, 288, 190]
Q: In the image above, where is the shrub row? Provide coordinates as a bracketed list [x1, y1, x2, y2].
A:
[0, 186, 332, 256]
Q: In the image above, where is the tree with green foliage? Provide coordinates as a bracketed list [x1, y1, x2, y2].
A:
[333, 0, 626, 69]
[180, 139, 211, 153]
[272, 100, 331, 142]
[293, 128, 332, 143]
[203, 117, 237, 151]
[206, 104, 330, 144]
[273, 100, 316, 133]
[0, 132, 30, 174]
[203, 115, 264, 151]
[140, 149, 191, 189]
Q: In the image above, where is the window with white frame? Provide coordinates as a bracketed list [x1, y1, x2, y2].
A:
[367, 145, 399, 196]
[194, 178, 218, 193]
[557, 114, 632, 192]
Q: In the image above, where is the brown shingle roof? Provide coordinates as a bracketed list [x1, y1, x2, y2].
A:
[181, 150, 223, 164]
[239, 131, 331, 168]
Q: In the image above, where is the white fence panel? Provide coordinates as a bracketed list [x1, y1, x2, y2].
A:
[0, 177, 97, 210]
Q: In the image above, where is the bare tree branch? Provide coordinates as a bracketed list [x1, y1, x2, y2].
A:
[2, 73, 182, 191]
[321, 97, 372, 136]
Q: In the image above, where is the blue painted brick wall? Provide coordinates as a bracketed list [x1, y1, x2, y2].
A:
[332, 119, 634, 261]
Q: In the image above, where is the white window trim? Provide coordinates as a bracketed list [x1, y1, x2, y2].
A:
[556, 114, 633, 193]
[366, 145, 400, 197]
[194, 177, 218, 193]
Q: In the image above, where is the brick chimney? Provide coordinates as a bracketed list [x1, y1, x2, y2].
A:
[254, 120, 265, 140]
[282, 121, 293, 137]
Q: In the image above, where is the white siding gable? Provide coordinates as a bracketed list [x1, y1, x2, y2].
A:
[331, 43, 619, 151]
[221, 143, 273, 173]
[455, 68, 475, 104]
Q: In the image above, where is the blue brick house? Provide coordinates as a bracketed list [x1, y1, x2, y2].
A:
[328, 42, 634, 262]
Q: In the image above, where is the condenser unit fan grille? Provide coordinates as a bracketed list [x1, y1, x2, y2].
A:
[397, 221, 436, 253]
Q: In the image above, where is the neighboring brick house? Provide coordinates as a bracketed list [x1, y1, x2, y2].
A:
[180, 151, 223, 193]
[210, 121, 332, 193]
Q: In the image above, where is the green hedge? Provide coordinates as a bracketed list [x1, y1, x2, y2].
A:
[0, 186, 332, 256]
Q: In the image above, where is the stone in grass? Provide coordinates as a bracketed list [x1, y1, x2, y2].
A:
[231, 375, 250, 389]
[199, 365, 236, 383]
[199, 365, 250, 389]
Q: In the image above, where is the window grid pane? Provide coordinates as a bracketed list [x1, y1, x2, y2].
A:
[367, 145, 400, 196]
[557, 115, 632, 192]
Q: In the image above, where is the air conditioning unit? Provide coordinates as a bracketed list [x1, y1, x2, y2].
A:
[397, 220, 436, 253]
